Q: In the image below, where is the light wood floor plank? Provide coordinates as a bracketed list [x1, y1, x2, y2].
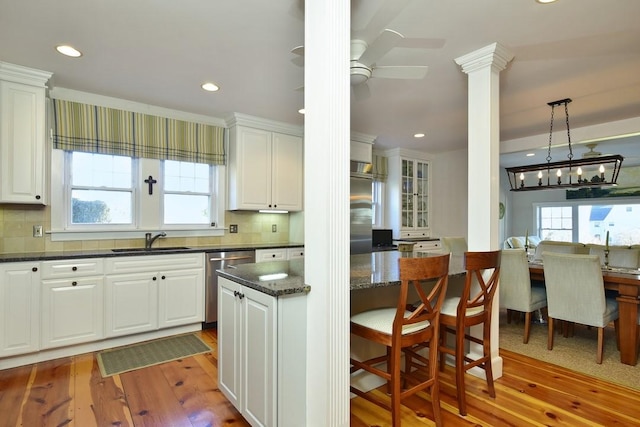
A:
[0, 329, 638, 427]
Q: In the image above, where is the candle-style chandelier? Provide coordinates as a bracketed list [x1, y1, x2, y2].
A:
[505, 98, 624, 192]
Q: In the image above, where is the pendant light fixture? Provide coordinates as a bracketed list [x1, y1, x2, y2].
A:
[505, 98, 624, 192]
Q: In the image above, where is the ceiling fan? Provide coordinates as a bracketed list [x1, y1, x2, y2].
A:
[291, 29, 429, 87]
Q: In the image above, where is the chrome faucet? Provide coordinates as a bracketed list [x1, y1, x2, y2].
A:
[145, 232, 166, 249]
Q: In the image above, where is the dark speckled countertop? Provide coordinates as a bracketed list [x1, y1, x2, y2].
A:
[0, 243, 304, 263]
[217, 251, 466, 297]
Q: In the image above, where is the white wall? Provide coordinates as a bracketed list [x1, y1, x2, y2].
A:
[430, 148, 468, 239]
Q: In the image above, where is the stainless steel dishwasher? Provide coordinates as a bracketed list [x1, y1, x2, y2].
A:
[204, 250, 255, 328]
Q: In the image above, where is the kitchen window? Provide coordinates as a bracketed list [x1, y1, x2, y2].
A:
[50, 150, 226, 240]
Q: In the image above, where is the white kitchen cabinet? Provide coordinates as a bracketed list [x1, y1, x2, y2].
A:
[0, 62, 52, 204]
[40, 258, 104, 349]
[286, 247, 304, 259]
[218, 276, 307, 427]
[104, 253, 204, 336]
[228, 123, 303, 212]
[104, 272, 158, 337]
[413, 240, 442, 253]
[386, 149, 431, 239]
[41, 276, 104, 349]
[255, 247, 304, 263]
[255, 248, 287, 263]
[218, 276, 276, 427]
[0, 262, 40, 357]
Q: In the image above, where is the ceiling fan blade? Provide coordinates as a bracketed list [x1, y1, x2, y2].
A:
[352, 82, 371, 101]
[357, 29, 403, 65]
[371, 65, 428, 79]
[352, 0, 413, 43]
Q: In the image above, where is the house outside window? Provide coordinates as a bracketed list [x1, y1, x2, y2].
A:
[535, 201, 640, 246]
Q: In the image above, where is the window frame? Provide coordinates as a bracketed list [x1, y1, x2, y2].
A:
[50, 149, 226, 241]
[533, 198, 640, 245]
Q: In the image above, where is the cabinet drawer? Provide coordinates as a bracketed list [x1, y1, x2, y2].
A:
[400, 230, 430, 239]
[414, 241, 441, 252]
[255, 248, 287, 263]
[287, 248, 304, 259]
[40, 258, 104, 279]
[105, 253, 204, 274]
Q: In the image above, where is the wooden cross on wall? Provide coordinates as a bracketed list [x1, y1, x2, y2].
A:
[144, 175, 157, 195]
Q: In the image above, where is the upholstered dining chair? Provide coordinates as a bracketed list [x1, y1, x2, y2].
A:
[542, 252, 619, 364]
[350, 254, 450, 427]
[438, 250, 501, 416]
[500, 249, 547, 343]
[441, 237, 468, 256]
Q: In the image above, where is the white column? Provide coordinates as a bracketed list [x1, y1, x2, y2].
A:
[455, 43, 513, 379]
[304, 0, 351, 426]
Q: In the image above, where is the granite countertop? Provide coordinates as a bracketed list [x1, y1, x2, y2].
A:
[217, 251, 466, 297]
[0, 242, 304, 263]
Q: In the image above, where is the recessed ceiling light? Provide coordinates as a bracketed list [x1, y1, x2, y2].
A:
[526, 153, 535, 157]
[414, 133, 425, 138]
[298, 108, 305, 114]
[536, 0, 558, 4]
[56, 45, 82, 58]
[201, 82, 219, 92]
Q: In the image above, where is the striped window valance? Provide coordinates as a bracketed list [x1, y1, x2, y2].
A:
[371, 154, 388, 182]
[52, 99, 225, 165]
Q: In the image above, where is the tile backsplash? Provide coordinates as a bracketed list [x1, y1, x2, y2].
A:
[0, 205, 295, 254]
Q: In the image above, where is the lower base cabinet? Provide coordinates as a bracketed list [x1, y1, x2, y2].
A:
[218, 276, 306, 427]
[41, 277, 104, 349]
[0, 262, 40, 357]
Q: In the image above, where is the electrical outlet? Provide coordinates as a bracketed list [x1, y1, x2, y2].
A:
[272, 224, 277, 232]
[33, 225, 43, 237]
[229, 224, 238, 233]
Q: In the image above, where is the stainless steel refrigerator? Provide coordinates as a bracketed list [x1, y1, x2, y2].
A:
[350, 163, 373, 254]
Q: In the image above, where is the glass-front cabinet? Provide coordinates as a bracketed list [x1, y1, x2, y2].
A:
[385, 148, 431, 239]
[400, 159, 429, 229]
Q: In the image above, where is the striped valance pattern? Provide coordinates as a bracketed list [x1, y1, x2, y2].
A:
[371, 153, 388, 182]
[52, 99, 225, 165]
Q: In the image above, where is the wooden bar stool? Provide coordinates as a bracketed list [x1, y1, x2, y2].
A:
[439, 250, 501, 416]
[350, 254, 450, 427]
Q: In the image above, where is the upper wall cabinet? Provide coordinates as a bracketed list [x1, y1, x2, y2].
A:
[0, 62, 52, 204]
[385, 148, 432, 239]
[227, 114, 303, 211]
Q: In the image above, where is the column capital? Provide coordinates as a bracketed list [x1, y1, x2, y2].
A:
[455, 42, 514, 74]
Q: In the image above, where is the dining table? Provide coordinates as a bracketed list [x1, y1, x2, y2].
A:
[528, 262, 640, 366]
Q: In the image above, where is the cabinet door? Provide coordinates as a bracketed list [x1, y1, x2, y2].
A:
[242, 285, 276, 427]
[105, 272, 158, 337]
[41, 277, 104, 349]
[230, 126, 272, 210]
[0, 263, 40, 357]
[158, 268, 204, 328]
[0, 80, 46, 204]
[218, 277, 243, 408]
[271, 132, 303, 211]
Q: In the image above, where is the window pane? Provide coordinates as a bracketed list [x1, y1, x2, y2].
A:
[72, 152, 132, 188]
[578, 204, 640, 245]
[71, 190, 132, 224]
[164, 194, 210, 224]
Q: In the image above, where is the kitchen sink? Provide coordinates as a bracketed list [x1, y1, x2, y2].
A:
[112, 246, 190, 253]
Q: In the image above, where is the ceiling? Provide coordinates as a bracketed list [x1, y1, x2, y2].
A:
[1, 0, 639, 166]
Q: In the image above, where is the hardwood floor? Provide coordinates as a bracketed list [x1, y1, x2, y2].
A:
[1, 329, 639, 426]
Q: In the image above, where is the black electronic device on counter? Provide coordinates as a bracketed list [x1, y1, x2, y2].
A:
[372, 229, 397, 251]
